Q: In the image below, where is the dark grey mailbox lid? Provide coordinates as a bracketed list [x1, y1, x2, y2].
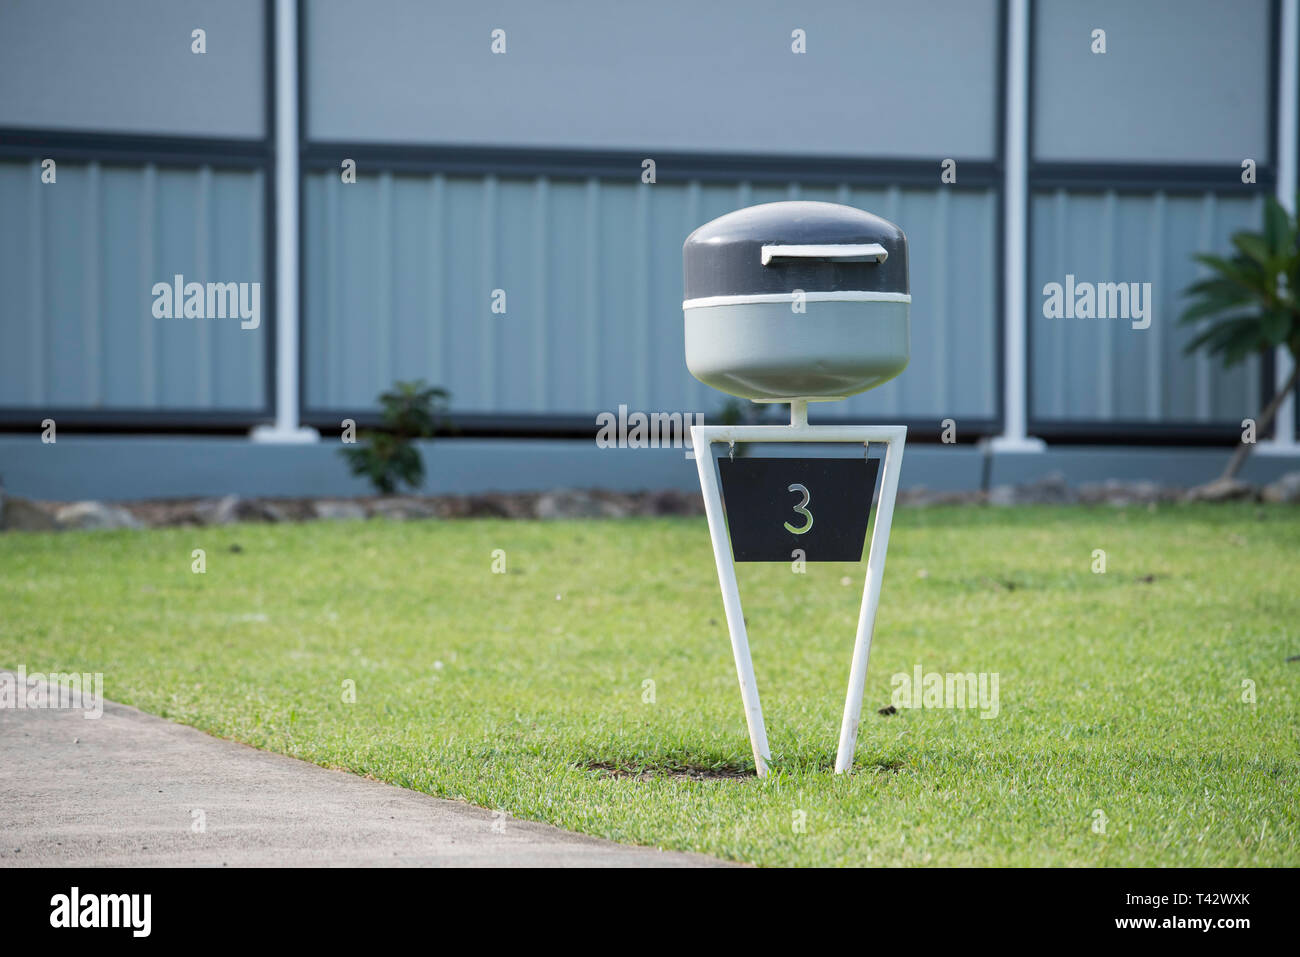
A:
[683, 201, 908, 302]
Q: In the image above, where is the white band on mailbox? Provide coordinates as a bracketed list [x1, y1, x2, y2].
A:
[682, 290, 912, 310]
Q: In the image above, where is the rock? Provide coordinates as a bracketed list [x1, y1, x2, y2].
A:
[641, 489, 702, 516]
[368, 497, 439, 520]
[310, 500, 368, 521]
[988, 472, 1074, 506]
[54, 501, 141, 531]
[534, 489, 629, 520]
[125, 500, 205, 527]
[1077, 479, 1167, 506]
[1261, 471, 1300, 504]
[898, 487, 986, 507]
[986, 485, 1016, 507]
[194, 494, 242, 525]
[1018, 472, 1072, 504]
[240, 498, 298, 523]
[460, 495, 514, 519]
[264, 501, 295, 522]
[1184, 477, 1257, 503]
[0, 496, 59, 532]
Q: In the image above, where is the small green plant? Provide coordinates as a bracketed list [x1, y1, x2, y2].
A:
[1181, 197, 1300, 479]
[341, 380, 450, 494]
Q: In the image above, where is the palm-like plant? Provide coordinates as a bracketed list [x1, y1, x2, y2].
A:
[1181, 197, 1300, 479]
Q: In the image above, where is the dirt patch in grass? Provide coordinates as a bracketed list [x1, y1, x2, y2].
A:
[579, 755, 905, 780]
[580, 760, 752, 782]
[870, 757, 906, 773]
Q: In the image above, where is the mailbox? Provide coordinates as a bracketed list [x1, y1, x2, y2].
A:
[682, 201, 910, 402]
[683, 201, 911, 777]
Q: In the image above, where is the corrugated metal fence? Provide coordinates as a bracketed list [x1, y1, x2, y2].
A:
[303, 172, 999, 425]
[0, 159, 266, 412]
[1030, 189, 1264, 425]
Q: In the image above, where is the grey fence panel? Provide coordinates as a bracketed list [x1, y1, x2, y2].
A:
[1029, 189, 1265, 424]
[302, 171, 999, 425]
[306, 0, 999, 160]
[0, 0, 266, 139]
[837, 185, 999, 423]
[1032, 0, 1271, 165]
[0, 159, 267, 411]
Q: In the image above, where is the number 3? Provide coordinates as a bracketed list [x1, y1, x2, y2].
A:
[784, 483, 813, 535]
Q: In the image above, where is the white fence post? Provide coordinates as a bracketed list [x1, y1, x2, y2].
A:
[991, 0, 1045, 453]
[252, 0, 319, 443]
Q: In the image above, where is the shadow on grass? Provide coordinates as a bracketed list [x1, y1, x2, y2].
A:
[575, 751, 905, 781]
[580, 760, 752, 781]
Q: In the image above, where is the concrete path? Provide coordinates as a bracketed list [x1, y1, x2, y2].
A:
[0, 673, 727, 867]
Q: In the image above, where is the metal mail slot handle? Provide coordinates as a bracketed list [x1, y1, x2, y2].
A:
[760, 243, 889, 266]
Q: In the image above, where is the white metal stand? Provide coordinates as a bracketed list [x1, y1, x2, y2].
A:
[690, 401, 906, 776]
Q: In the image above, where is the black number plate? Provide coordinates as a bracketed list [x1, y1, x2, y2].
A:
[718, 456, 879, 562]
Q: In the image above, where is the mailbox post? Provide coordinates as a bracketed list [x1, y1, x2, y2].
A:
[682, 201, 910, 776]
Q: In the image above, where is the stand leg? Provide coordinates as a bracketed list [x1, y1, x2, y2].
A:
[691, 430, 771, 777]
[834, 431, 906, 773]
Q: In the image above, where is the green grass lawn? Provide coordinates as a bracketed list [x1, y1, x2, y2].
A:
[2, 504, 1297, 866]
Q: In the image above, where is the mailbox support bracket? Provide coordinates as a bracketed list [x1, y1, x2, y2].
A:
[690, 408, 906, 777]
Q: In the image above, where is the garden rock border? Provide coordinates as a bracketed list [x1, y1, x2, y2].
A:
[1, 472, 1297, 533]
